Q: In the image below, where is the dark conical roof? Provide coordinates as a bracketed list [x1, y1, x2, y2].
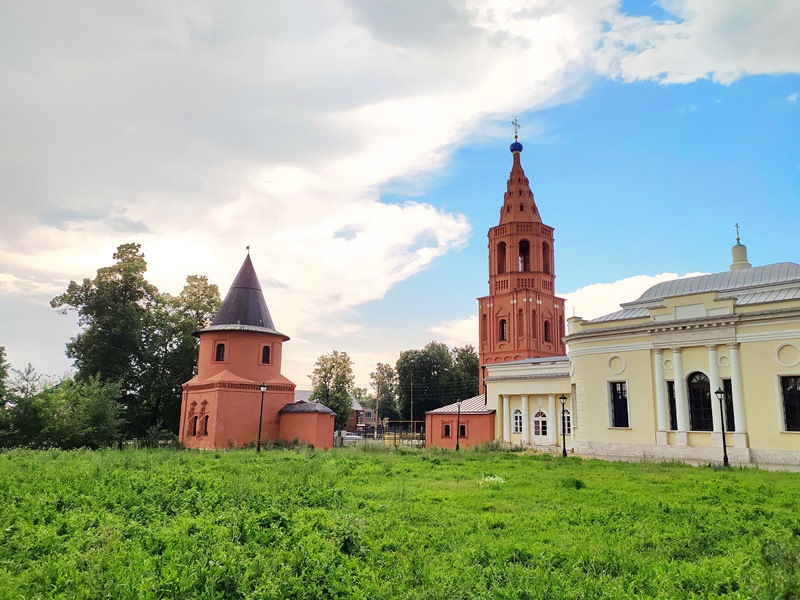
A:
[196, 254, 289, 340]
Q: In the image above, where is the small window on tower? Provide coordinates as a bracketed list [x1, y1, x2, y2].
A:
[519, 203, 524, 211]
[262, 345, 271, 364]
[499, 319, 508, 341]
[544, 320, 552, 343]
[215, 343, 225, 362]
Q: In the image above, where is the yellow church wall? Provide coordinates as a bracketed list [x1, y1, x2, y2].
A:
[738, 336, 800, 451]
[571, 346, 656, 445]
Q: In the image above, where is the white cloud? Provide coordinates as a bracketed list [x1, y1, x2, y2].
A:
[562, 272, 707, 321]
[1, 0, 798, 384]
[788, 93, 798, 102]
[429, 315, 479, 348]
[595, 0, 800, 84]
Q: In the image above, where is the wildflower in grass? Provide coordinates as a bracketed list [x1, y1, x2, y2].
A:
[477, 474, 506, 488]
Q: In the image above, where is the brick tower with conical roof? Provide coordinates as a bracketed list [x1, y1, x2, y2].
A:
[478, 133, 566, 384]
[179, 252, 297, 449]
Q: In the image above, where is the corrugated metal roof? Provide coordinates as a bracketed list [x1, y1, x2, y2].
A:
[427, 394, 493, 414]
[635, 263, 800, 303]
[196, 254, 289, 339]
[590, 262, 800, 323]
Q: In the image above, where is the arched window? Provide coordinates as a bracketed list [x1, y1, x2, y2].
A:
[499, 319, 508, 341]
[261, 345, 271, 364]
[534, 411, 547, 436]
[542, 242, 551, 275]
[191, 415, 198, 436]
[201, 415, 209, 436]
[443, 423, 451, 438]
[215, 343, 225, 362]
[517, 309, 524, 338]
[497, 242, 507, 275]
[519, 202, 524, 211]
[543, 320, 552, 343]
[688, 372, 713, 431]
[481, 314, 487, 343]
[531, 310, 537, 338]
[513, 409, 523, 434]
[518, 240, 530, 272]
[561, 408, 572, 435]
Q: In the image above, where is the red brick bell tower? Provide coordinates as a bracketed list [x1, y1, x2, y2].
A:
[478, 129, 566, 382]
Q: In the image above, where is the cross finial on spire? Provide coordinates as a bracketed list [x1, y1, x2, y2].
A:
[735, 223, 740, 244]
[511, 117, 521, 141]
[246, 245, 250, 254]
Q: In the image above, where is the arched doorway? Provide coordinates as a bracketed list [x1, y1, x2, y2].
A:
[687, 372, 713, 431]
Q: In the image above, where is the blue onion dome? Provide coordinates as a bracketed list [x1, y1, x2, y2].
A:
[510, 140, 523, 153]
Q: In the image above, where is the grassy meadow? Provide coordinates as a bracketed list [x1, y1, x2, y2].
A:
[1, 446, 799, 599]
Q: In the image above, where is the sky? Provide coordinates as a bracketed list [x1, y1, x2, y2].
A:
[1, 0, 799, 391]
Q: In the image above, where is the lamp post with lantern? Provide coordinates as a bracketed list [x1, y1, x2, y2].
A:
[559, 395, 568, 458]
[257, 382, 267, 453]
[714, 387, 730, 467]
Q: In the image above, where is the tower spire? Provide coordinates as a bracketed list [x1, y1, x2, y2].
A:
[730, 224, 751, 271]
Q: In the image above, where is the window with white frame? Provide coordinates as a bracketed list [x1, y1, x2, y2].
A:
[609, 381, 629, 428]
[561, 408, 572, 435]
[513, 408, 522, 434]
[533, 410, 547, 436]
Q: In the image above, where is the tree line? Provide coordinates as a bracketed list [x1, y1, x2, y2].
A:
[1, 243, 480, 448]
[0, 243, 221, 448]
[309, 341, 480, 430]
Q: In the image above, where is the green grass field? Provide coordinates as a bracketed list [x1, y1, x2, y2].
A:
[1, 447, 798, 599]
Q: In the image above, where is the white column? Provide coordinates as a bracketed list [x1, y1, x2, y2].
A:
[673, 348, 689, 441]
[728, 344, 745, 434]
[547, 394, 556, 446]
[707, 345, 722, 433]
[502, 395, 510, 442]
[521, 394, 530, 445]
[654, 349, 668, 443]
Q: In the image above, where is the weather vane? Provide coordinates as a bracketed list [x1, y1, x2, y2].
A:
[511, 117, 521, 140]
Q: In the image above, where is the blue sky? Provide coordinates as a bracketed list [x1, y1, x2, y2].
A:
[1, 1, 799, 389]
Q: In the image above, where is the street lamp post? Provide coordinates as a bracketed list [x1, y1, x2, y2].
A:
[456, 400, 462, 451]
[257, 382, 267, 453]
[559, 395, 567, 458]
[714, 387, 730, 467]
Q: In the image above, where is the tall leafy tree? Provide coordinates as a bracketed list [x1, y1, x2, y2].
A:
[370, 362, 399, 420]
[395, 342, 480, 420]
[134, 276, 220, 434]
[51, 244, 221, 437]
[308, 350, 355, 430]
[451, 344, 480, 399]
[51, 243, 157, 402]
[396, 341, 456, 420]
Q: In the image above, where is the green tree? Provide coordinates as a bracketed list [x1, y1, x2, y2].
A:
[396, 341, 456, 420]
[50, 243, 157, 407]
[134, 277, 220, 434]
[51, 245, 221, 437]
[370, 362, 399, 420]
[395, 342, 480, 421]
[308, 350, 355, 430]
[0, 375, 122, 449]
[451, 344, 480, 399]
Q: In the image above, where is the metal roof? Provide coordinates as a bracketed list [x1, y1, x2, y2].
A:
[591, 262, 800, 323]
[426, 394, 494, 414]
[634, 263, 800, 303]
[196, 254, 289, 339]
[278, 401, 335, 415]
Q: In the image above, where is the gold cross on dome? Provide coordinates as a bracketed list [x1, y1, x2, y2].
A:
[511, 117, 521, 140]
